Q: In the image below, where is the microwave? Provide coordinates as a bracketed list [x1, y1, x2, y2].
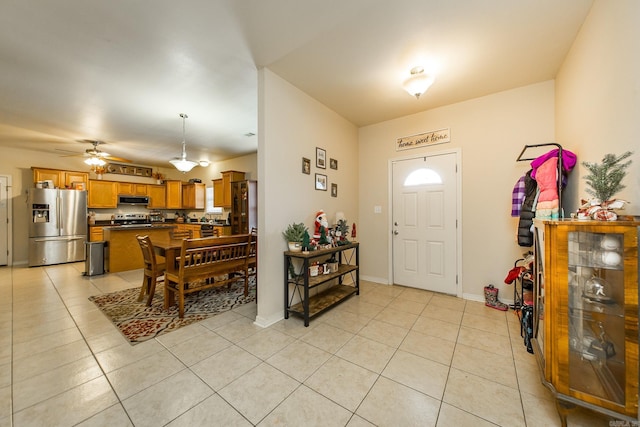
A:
[117, 195, 149, 205]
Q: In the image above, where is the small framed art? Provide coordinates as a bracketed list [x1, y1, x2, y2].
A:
[316, 147, 326, 169]
[302, 157, 311, 174]
[330, 158, 338, 170]
[331, 183, 338, 197]
[315, 173, 327, 191]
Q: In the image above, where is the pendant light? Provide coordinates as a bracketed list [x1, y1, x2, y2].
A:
[170, 113, 198, 172]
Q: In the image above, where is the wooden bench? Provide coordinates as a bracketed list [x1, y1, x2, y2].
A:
[164, 234, 253, 318]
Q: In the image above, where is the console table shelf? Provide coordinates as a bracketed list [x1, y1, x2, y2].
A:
[284, 242, 359, 326]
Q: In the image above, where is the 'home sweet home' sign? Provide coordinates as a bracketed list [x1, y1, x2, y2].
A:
[396, 128, 450, 151]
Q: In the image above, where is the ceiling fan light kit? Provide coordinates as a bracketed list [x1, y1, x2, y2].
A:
[170, 113, 199, 173]
[403, 66, 434, 99]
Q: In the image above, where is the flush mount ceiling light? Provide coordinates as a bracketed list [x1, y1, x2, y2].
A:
[198, 160, 210, 167]
[170, 113, 198, 173]
[403, 66, 434, 99]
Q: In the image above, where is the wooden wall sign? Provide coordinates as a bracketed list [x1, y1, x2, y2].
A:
[396, 128, 450, 151]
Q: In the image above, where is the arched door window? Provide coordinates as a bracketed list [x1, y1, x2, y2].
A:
[404, 168, 442, 186]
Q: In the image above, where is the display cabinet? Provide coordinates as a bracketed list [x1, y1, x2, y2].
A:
[231, 180, 257, 235]
[532, 219, 639, 426]
[284, 243, 359, 326]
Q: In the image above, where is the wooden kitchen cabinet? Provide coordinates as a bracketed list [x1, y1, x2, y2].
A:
[32, 167, 88, 189]
[182, 183, 205, 209]
[89, 226, 104, 242]
[213, 171, 244, 207]
[532, 219, 639, 425]
[88, 180, 118, 208]
[117, 182, 147, 195]
[165, 180, 183, 209]
[172, 223, 201, 238]
[213, 179, 223, 207]
[147, 184, 166, 209]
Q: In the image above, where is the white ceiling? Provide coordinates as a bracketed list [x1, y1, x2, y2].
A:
[0, 0, 593, 168]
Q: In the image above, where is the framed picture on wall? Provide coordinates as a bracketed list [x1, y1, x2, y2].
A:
[331, 183, 338, 197]
[315, 173, 327, 191]
[316, 147, 326, 169]
[302, 157, 311, 174]
[330, 158, 338, 170]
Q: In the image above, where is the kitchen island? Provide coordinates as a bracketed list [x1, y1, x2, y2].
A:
[103, 225, 174, 273]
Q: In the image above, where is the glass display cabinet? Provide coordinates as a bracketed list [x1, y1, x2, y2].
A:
[532, 219, 639, 426]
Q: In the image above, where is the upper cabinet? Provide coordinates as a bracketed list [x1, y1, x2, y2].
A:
[182, 183, 205, 210]
[88, 180, 118, 208]
[213, 170, 245, 208]
[32, 167, 88, 189]
[165, 180, 182, 210]
[117, 182, 147, 195]
[147, 184, 166, 209]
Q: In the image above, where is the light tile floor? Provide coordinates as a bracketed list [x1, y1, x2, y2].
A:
[0, 263, 617, 426]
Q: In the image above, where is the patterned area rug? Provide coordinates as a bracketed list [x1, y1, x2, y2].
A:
[89, 277, 256, 345]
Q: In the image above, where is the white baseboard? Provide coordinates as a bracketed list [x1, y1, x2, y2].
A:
[360, 275, 388, 285]
[254, 312, 283, 328]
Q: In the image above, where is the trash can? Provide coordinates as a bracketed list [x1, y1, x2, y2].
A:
[85, 241, 105, 276]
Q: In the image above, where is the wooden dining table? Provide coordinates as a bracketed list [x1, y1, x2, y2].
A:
[149, 235, 186, 275]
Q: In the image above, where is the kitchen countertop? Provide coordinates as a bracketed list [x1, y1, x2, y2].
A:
[89, 221, 231, 227]
[102, 224, 175, 231]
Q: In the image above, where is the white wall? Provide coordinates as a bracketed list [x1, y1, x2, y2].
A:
[556, 0, 640, 214]
[256, 68, 359, 326]
[358, 81, 555, 301]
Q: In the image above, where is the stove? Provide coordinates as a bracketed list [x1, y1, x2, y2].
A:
[113, 213, 150, 226]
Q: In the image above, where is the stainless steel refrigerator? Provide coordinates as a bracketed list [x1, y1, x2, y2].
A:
[28, 188, 87, 267]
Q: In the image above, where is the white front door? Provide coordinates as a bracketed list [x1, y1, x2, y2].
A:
[392, 152, 459, 294]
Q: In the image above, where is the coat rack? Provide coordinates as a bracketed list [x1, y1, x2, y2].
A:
[516, 142, 565, 218]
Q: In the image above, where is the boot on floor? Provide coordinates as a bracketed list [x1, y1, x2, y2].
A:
[484, 284, 508, 311]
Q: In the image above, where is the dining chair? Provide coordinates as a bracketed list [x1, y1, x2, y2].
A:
[170, 228, 193, 239]
[136, 235, 166, 306]
[248, 227, 257, 287]
[200, 225, 219, 238]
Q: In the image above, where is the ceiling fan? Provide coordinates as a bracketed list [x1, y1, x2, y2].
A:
[57, 140, 132, 164]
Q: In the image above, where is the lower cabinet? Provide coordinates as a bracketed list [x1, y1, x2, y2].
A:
[284, 243, 359, 326]
[89, 226, 104, 242]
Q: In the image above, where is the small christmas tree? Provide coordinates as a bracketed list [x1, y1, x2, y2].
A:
[582, 151, 633, 203]
[302, 230, 311, 251]
[318, 226, 330, 245]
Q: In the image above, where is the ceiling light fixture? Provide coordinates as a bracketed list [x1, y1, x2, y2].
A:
[403, 66, 434, 99]
[84, 156, 106, 167]
[170, 113, 198, 173]
[199, 160, 210, 167]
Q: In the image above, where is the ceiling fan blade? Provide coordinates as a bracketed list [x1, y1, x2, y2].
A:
[55, 148, 85, 157]
[104, 156, 132, 163]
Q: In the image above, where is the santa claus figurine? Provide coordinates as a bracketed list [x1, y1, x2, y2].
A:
[313, 210, 329, 239]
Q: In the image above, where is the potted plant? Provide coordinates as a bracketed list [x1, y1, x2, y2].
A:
[282, 222, 307, 252]
[579, 151, 633, 220]
[582, 151, 633, 203]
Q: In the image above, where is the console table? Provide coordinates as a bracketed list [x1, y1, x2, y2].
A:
[284, 242, 359, 326]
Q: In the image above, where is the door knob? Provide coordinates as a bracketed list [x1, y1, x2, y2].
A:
[393, 230, 399, 235]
